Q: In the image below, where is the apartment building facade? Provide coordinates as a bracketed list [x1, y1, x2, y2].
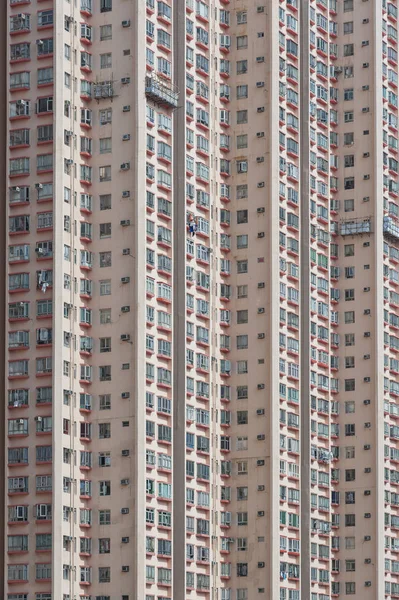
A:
[2, 0, 399, 599]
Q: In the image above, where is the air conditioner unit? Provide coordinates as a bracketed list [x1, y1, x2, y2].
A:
[257, 207, 265, 214]
[17, 419, 24, 425]
[257, 485, 265, 491]
[36, 39, 44, 45]
[256, 157, 264, 164]
[364, 309, 370, 315]
[122, 566, 130, 572]
[121, 277, 130, 284]
[364, 286, 370, 292]
[65, 130, 73, 137]
[35, 416, 42, 422]
[16, 100, 26, 107]
[365, 558, 371, 564]
[362, 40, 369, 46]
[122, 249, 130, 256]
[35, 247, 43, 254]
[364, 332, 371, 337]
[256, 409, 265, 416]
[258, 562, 265, 568]
[257, 182, 265, 188]
[362, 85, 369, 91]
[256, 82, 265, 88]
[258, 333, 265, 339]
[364, 490, 371, 496]
[258, 282, 265, 288]
[256, 56, 264, 63]
[122, 191, 130, 198]
[257, 434, 265, 441]
[65, 390, 73, 395]
[121, 392, 130, 399]
[121, 334, 130, 341]
[122, 449, 130, 457]
[364, 399, 371, 405]
[365, 467, 371, 473]
[121, 77, 130, 84]
[364, 535, 371, 541]
[364, 354, 370, 360]
[257, 308, 265, 314]
[258, 232, 265, 238]
[363, 18, 369, 23]
[122, 536, 129, 543]
[17, 12, 26, 17]
[257, 6, 265, 12]
[65, 159, 73, 165]
[121, 306, 130, 313]
[121, 508, 129, 514]
[120, 219, 130, 226]
[121, 478, 130, 485]
[122, 105, 131, 112]
[121, 163, 130, 171]
[122, 19, 131, 27]
[362, 107, 369, 112]
[365, 421, 371, 427]
[363, 152, 370, 158]
[363, 62, 369, 68]
[257, 459, 265, 466]
[122, 134, 130, 141]
[257, 107, 265, 113]
[364, 377, 371, 383]
[365, 581, 371, 587]
[364, 174, 370, 180]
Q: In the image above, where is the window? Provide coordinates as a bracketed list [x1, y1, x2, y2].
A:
[100, 53, 112, 69]
[344, 21, 354, 34]
[237, 110, 248, 124]
[345, 582, 356, 595]
[100, 24, 112, 40]
[99, 423, 111, 438]
[100, 194, 111, 210]
[100, 138, 112, 154]
[99, 166, 111, 182]
[344, 199, 354, 212]
[100, 0, 112, 11]
[100, 108, 112, 124]
[237, 35, 248, 49]
[237, 260, 248, 274]
[37, 38, 53, 56]
[99, 365, 111, 381]
[99, 394, 111, 410]
[100, 252, 111, 268]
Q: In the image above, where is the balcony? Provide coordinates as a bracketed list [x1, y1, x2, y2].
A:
[384, 215, 399, 241]
[340, 217, 372, 236]
[145, 76, 178, 108]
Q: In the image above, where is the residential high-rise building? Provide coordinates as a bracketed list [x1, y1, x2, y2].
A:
[2, 0, 399, 599]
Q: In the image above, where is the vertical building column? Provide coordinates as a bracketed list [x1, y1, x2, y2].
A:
[52, 2, 66, 595]
[299, 1, 311, 598]
[132, 0, 147, 596]
[172, 0, 187, 596]
[372, 1, 385, 597]
[267, 3, 284, 599]
[0, 6, 6, 596]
